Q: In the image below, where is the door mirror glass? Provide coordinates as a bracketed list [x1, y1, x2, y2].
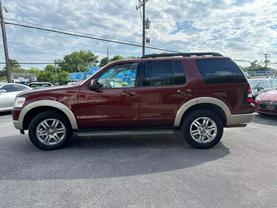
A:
[0, 89, 6, 93]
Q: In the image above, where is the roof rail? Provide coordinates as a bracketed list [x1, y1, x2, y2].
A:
[142, 52, 223, 58]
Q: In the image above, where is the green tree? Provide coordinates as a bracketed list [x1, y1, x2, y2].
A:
[58, 50, 98, 72]
[58, 70, 69, 85]
[110, 55, 124, 62]
[242, 60, 267, 72]
[28, 67, 42, 76]
[45, 64, 59, 73]
[99, 57, 109, 67]
[37, 70, 52, 82]
[5, 59, 26, 73]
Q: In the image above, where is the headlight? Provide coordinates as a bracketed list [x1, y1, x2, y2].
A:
[14, 97, 26, 108]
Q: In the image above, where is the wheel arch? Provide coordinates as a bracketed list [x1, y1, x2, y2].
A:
[19, 100, 78, 130]
[174, 97, 231, 127]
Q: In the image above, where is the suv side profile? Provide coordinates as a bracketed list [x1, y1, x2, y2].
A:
[12, 52, 254, 150]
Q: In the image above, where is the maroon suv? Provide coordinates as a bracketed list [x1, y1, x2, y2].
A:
[12, 52, 254, 150]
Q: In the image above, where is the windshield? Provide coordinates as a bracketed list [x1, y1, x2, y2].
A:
[248, 79, 263, 88]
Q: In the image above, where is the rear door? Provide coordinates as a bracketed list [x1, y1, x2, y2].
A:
[135, 59, 195, 127]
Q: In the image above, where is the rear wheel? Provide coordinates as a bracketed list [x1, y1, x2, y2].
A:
[181, 109, 223, 149]
[28, 111, 72, 150]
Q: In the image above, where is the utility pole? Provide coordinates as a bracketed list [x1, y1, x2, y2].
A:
[137, 0, 149, 56]
[107, 48, 109, 59]
[0, 0, 11, 83]
[264, 53, 270, 69]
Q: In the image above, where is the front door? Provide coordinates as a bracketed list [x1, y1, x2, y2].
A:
[76, 62, 142, 129]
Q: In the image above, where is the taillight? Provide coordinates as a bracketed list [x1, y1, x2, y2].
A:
[247, 87, 253, 103]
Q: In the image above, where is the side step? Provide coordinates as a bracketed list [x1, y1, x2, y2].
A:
[75, 129, 180, 137]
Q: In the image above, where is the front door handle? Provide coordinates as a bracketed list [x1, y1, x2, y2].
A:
[121, 91, 136, 96]
[128, 91, 136, 96]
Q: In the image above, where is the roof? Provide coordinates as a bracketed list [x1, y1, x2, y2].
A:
[142, 52, 223, 59]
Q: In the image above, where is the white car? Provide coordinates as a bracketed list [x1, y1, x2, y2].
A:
[0, 83, 31, 112]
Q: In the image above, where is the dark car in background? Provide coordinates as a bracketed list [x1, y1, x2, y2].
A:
[248, 78, 277, 98]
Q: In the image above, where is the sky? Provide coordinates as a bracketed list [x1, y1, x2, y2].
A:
[0, 0, 277, 69]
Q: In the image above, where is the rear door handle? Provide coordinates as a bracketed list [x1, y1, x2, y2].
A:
[177, 89, 192, 95]
[128, 91, 136, 96]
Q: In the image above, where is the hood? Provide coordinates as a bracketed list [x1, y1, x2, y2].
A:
[17, 85, 80, 97]
[258, 90, 277, 101]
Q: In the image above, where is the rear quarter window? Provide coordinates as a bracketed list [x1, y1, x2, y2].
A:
[196, 58, 246, 84]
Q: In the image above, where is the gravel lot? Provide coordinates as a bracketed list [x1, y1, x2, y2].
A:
[0, 112, 277, 208]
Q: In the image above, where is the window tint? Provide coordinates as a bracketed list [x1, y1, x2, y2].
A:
[270, 79, 277, 88]
[259, 80, 271, 89]
[173, 61, 186, 85]
[2, 84, 27, 92]
[98, 63, 138, 88]
[196, 59, 246, 84]
[142, 60, 185, 87]
[143, 61, 172, 86]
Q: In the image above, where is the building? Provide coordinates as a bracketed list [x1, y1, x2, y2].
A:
[11, 73, 37, 84]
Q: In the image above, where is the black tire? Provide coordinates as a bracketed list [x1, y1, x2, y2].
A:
[28, 111, 73, 151]
[181, 109, 223, 149]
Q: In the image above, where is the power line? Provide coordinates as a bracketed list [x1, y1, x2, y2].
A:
[233, 59, 251, 63]
[0, 62, 55, 65]
[4, 20, 179, 53]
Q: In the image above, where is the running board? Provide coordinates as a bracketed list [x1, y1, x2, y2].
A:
[75, 129, 180, 137]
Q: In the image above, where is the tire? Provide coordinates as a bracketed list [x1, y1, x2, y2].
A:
[28, 111, 73, 150]
[181, 109, 223, 149]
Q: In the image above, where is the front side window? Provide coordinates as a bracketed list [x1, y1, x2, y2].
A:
[98, 63, 138, 88]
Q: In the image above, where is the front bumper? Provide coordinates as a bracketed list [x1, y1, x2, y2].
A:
[13, 120, 22, 130]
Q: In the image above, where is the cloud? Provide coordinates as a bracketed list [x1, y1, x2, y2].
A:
[0, 0, 276, 69]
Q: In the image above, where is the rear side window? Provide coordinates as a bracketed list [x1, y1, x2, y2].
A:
[142, 60, 186, 87]
[196, 59, 246, 84]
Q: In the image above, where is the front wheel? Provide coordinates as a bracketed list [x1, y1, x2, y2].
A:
[181, 110, 223, 149]
[28, 111, 73, 150]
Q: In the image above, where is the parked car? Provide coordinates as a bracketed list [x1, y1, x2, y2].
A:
[0, 83, 31, 112]
[248, 78, 277, 98]
[12, 52, 254, 150]
[254, 90, 277, 116]
[28, 82, 53, 89]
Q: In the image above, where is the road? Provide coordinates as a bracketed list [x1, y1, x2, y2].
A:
[0, 113, 277, 208]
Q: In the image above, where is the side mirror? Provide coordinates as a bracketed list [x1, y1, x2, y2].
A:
[0, 89, 6, 93]
[89, 79, 102, 90]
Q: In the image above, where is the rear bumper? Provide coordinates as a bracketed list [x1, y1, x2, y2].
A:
[226, 113, 253, 126]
